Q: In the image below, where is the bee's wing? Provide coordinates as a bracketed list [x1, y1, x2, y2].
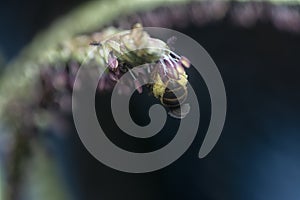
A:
[168, 103, 190, 119]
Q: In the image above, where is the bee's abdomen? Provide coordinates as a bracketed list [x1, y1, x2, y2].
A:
[161, 82, 187, 108]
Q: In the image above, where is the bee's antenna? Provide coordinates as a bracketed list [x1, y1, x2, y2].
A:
[89, 41, 102, 46]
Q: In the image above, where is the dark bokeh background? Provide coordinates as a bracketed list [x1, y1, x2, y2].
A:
[63, 21, 300, 200]
[0, 0, 86, 62]
[1, 1, 300, 200]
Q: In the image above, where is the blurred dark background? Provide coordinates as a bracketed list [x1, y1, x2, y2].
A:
[1, 1, 300, 200]
[0, 0, 87, 62]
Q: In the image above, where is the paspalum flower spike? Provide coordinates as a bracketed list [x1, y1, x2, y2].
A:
[107, 51, 119, 70]
[90, 23, 191, 118]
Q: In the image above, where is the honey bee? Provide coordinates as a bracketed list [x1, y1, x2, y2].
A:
[151, 68, 190, 119]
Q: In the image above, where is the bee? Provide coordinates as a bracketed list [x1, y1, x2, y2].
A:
[151, 66, 190, 119]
